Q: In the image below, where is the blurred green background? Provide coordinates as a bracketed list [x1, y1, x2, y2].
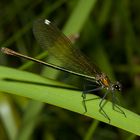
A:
[0, 0, 140, 139]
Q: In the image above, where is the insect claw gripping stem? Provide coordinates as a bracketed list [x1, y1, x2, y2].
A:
[82, 100, 87, 114]
[82, 88, 87, 114]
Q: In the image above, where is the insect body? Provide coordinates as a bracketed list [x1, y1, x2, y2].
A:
[1, 19, 126, 123]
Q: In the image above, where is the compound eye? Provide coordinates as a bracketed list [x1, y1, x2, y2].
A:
[115, 85, 120, 90]
[114, 82, 121, 91]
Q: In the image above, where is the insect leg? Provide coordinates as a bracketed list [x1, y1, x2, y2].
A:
[82, 84, 103, 114]
[112, 92, 126, 117]
[99, 91, 111, 123]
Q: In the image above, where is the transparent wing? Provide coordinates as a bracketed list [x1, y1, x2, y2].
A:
[33, 19, 102, 79]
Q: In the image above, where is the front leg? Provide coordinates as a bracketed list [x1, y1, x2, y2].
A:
[112, 92, 126, 118]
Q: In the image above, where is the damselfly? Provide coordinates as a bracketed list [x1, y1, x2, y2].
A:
[1, 19, 126, 123]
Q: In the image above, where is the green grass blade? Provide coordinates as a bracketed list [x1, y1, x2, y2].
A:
[63, 0, 97, 35]
[0, 66, 140, 136]
[0, 93, 18, 140]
